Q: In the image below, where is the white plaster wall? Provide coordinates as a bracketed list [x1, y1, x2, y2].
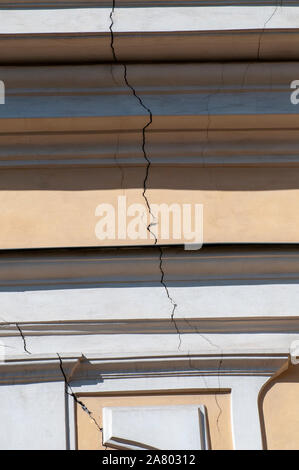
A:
[1, 283, 299, 323]
[0, 381, 66, 450]
[0, 7, 297, 34]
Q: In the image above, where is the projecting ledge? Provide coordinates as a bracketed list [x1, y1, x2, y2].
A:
[1, 5, 299, 62]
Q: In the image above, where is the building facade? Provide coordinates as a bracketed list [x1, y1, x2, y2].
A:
[0, 1, 299, 450]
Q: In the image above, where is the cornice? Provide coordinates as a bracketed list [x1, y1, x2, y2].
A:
[0, 352, 289, 384]
[0, 63, 298, 168]
[1, 129, 299, 168]
[1, 2, 297, 7]
[0, 5, 299, 62]
[0, 245, 298, 288]
[2, 316, 299, 337]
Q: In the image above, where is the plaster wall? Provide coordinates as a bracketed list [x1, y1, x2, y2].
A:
[76, 392, 233, 450]
[0, 166, 298, 248]
[0, 381, 66, 450]
[262, 364, 299, 449]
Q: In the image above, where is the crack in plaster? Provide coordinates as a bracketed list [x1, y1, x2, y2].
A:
[110, 2, 155, 235]
[158, 246, 181, 350]
[0, 6, 284, 449]
[108, 5, 225, 426]
[15, 323, 31, 354]
[186, 61, 225, 426]
[183, 318, 219, 351]
[11, 323, 31, 354]
[15, 323, 31, 355]
[240, 1, 282, 107]
[187, 351, 223, 441]
[57, 354, 106, 448]
[257, 0, 282, 60]
[187, 343, 223, 437]
[0, 315, 32, 356]
[191, 61, 225, 432]
[109, 1, 181, 349]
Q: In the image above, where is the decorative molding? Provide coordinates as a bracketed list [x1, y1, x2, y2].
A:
[0, 245, 298, 288]
[2, 129, 299, 168]
[102, 405, 209, 450]
[0, 63, 299, 167]
[2, 317, 299, 337]
[0, 352, 289, 384]
[1, 1, 296, 7]
[1, 6, 299, 62]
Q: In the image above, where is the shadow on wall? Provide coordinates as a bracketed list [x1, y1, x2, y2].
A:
[0, 166, 299, 191]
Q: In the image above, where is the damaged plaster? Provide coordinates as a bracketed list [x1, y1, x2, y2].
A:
[109, 0, 181, 349]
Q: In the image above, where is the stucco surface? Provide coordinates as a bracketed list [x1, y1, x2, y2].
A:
[0, 167, 299, 248]
[262, 364, 299, 449]
[76, 392, 233, 450]
[0, 381, 65, 450]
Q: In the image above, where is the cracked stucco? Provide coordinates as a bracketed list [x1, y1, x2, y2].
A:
[257, 0, 283, 60]
[16, 323, 31, 355]
[0, 1, 284, 446]
[109, 0, 181, 350]
[57, 354, 106, 448]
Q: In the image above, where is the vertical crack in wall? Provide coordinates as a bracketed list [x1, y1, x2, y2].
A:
[187, 352, 223, 443]
[197, 63, 225, 429]
[257, 0, 282, 60]
[188, 351, 209, 390]
[16, 323, 31, 355]
[108, 3, 233, 434]
[183, 318, 219, 351]
[240, 1, 282, 109]
[110, 1, 154, 234]
[187, 337, 223, 437]
[109, 1, 181, 350]
[158, 246, 181, 350]
[57, 354, 105, 448]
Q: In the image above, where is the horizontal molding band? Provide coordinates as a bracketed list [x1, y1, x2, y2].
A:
[1, 62, 297, 95]
[2, 130, 299, 168]
[0, 245, 298, 287]
[1, 2, 297, 7]
[0, 6, 299, 61]
[0, 63, 299, 166]
[3, 32, 299, 63]
[1, 6, 298, 34]
[0, 353, 288, 384]
[2, 115, 299, 136]
[2, 317, 299, 336]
